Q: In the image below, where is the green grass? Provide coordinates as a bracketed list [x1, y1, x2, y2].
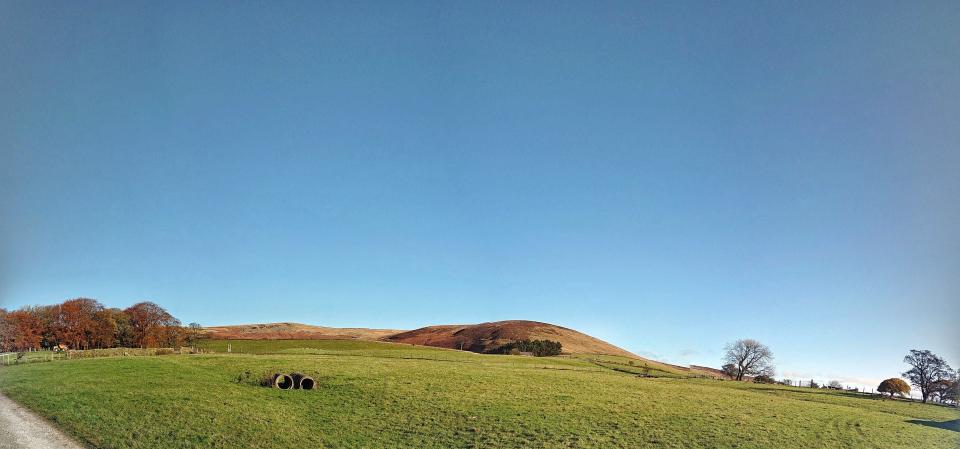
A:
[567, 354, 691, 378]
[0, 350, 67, 365]
[196, 338, 425, 354]
[0, 340, 957, 448]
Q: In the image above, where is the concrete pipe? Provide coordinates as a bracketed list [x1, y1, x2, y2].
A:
[272, 373, 294, 390]
[290, 372, 315, 390]
[298, 376, 316, 390]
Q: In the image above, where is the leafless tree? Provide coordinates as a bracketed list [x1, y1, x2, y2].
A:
[722, 339, 774, 381]
[903, 349, 953, 403]
[721, 363, 738, 380]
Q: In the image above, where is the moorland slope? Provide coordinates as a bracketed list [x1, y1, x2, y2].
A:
[385, 320, 638, 357]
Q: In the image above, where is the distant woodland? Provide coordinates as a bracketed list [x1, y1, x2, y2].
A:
[0, 298, 188, 351]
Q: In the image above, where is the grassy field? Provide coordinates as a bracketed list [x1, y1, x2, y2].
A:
[0, 350, 67, 365]
[0, 340, 957, 448]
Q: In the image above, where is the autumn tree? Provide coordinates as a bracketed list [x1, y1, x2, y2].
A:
[92, 309, 117, 349]
[57, 298, 104, 350]
[903, 349, 954, 403]
[877, 378, 910, 399]
[5, 309, 43, 351]
[722, 339, 774, 381]
[124, 302, 181, 348]
[0, 299, 185, 351]
[0, 308, 8, 351]
[35, 305, 60, 349]
[109, 308, 135, 347]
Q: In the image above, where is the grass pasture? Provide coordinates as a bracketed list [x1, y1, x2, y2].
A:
[0, 339, 957, 448]
[0, 350, 67, 365]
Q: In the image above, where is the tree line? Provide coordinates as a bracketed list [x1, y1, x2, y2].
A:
[0, 298, 191, 352]
[495, 339, 563, 357]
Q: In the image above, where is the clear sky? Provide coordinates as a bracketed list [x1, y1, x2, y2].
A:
[2, 1, 957, 391]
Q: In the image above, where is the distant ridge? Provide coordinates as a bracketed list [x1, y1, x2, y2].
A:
[201, 322, 400, 341]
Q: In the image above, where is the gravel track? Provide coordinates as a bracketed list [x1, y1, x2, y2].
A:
[0, 393, 85, 449]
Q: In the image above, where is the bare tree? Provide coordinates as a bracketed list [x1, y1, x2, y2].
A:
[186, 322, 203, 346]
[721, 363, 738, 380]
[946, 374, 960, 405]
[828, 380, 843, 389]
[903, 349, 953, 403]
[722, 339, 774, 381]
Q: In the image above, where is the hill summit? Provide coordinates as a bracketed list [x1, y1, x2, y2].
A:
[385, 320, 638, 357]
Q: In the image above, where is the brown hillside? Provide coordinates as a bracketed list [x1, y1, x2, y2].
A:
[201, 322, 401, 340]
[384, 320, 638, 357]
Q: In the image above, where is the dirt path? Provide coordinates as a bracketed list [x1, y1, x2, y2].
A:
[0, 393, 85, 449]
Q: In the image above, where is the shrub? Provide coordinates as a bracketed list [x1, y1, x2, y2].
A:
[721, 364, 738, 379]
[878, 378, 911, 398]
[753, 374, 775, 384]
[495, 340, 562, 357]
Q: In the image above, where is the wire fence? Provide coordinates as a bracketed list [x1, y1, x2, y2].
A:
[0, 349, 67, 366]
[778, 379, 956, 403]
[0, 347, 202, 366]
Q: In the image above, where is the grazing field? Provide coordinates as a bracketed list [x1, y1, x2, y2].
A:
[0, 340, 957, 449]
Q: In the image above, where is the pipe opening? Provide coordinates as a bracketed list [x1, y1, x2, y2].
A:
[299, 376, 315, 390]
[273, 373, 293, 390]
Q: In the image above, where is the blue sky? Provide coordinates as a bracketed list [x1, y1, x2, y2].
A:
[1, 1, 957, 390]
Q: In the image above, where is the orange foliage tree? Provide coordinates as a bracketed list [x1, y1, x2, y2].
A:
[4, 309, 43, 351]
[0, 299, 184, 351]
[124, 302, 182, 348]
[57, 298, 106, 350]
[877, 378, 911, 398]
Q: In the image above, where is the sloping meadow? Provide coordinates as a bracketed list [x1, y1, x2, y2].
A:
[0, 340, 957, 448]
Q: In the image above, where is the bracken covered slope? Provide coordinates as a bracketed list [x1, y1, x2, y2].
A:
[384, 320, 638, 357]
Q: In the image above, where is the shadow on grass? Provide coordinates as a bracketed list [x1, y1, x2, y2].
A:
[907, 419, 960, 432]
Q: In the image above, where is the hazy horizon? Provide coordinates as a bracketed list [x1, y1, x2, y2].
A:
[2, 1, 958, 395]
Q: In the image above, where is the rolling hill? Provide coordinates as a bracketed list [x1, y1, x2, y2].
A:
[202, 320, 695, 376]
[203, 320, 640, 358]
[384, 320, 638, 357]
